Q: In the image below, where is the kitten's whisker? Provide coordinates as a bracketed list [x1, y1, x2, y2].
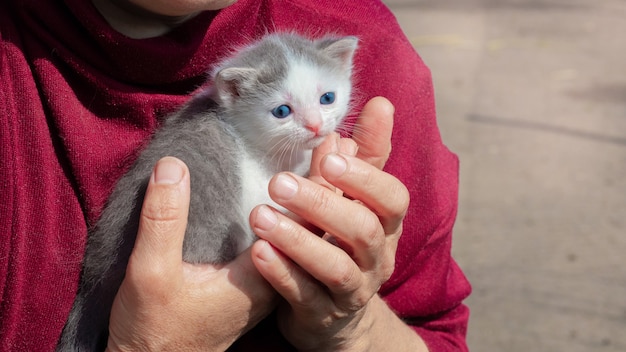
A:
[268, 133, 294, 171]
[335, 118, 379, 147]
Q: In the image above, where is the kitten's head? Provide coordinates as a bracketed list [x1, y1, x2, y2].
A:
[211, 33, 358, 157]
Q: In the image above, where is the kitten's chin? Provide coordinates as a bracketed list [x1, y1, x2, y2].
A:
[305, 136, 327, 149]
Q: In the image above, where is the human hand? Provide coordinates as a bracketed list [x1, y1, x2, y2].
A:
[249, 97, 411, 351]
[106, 157, 277, 352]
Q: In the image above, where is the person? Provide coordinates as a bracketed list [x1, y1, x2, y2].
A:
[0, 0, 472, 351]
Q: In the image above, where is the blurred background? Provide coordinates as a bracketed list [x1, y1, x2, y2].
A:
[385, 1, 626, 351]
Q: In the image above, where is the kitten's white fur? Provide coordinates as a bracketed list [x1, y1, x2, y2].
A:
[236, 56, 352, 252]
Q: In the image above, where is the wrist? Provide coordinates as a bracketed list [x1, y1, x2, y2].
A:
[332, 295, 430, 352]
[301, 297, 378, 352]
[334, 295, 381, 352]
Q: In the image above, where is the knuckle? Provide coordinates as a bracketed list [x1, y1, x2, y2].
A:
[380, 256, 396, 282]
[335, 289, 372, 315]
[273, 264, 293, 287]
[360, 166, 379, 194]
[354, 211, 383, 249]
[349, 290, 372, 311]
[141, 187, 184, 222]
[140, 216, 180, 241]
[327, 257, 360, 292]
[285, 225, 311, 249]
[387, 181, 410, 218]
[293, 280, 324, 311]
[306, 186, 335, 215]
[140, 188, 187, 235]
[379, 181, 410, 232]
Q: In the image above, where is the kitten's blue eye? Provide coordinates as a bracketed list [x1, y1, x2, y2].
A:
[320, 92, 335, 105]
[271, 104, 292, 118]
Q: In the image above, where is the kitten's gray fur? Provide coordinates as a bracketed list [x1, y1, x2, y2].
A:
[57, 33, 358, 351]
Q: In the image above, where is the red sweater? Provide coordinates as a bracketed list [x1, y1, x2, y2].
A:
[0, 0, 471, 351]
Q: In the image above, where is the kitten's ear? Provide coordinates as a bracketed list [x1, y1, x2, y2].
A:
[214, 67, 258, 107]
[318, 36, 359, 69]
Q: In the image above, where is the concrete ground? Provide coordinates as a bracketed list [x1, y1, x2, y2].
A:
[385, 1, 626, 351]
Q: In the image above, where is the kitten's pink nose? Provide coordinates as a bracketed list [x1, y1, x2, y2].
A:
[305, 122, 321, 135]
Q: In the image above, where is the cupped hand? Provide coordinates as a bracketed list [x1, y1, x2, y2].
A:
[106, 157, 277, 352]
[249, 97, 411, 351]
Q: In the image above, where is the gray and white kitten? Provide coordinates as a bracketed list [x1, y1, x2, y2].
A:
[57, 33, 358, 351]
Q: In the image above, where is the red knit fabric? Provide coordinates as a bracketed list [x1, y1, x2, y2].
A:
[0, 0, 471, 351]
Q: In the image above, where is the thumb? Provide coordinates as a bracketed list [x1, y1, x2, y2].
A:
[353, 96, 394, 170]
[127, 157, 190, 287]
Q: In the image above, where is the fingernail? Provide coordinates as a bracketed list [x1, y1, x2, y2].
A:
[154, 157, 184, 184]
[274, 174, 298, 200]
[255, 205, 278, 231]
[323, 154, 347, 178]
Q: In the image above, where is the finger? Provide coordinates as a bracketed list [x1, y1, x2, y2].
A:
[338, 137, 359, 157]
[267, 173, 385, 270]
[321, 153, 409, 235]
[309, 133, 340, 179]
[308, 135, 358, 196]
[250, 239, 326, 310]
[352, 97, 394, 170]
[250, 205, 365, 298]
[128, 157, 190, 286]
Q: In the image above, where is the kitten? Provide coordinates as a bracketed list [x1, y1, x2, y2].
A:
[57, 33, 358, 351]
